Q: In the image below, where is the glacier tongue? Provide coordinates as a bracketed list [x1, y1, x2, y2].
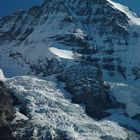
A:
[4, 76, 138, 140]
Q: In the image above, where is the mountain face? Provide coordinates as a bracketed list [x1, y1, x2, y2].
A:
[0, 0, 140, 80]
[0, 0, 140, 139]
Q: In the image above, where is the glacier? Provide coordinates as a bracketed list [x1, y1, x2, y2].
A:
[3, 75, 139, 140]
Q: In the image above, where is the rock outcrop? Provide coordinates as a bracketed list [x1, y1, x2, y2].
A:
[58, 63, 123, 119]
[0, 81, 15, 140]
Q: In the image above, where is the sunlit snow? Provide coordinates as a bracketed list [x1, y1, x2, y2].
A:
[49, 47, 74, 59]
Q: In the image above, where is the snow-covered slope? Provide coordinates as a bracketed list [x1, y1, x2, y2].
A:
[0, 0, 140, 80]
[0, 69, 5, 81]
[109, 0, 140, 25]
[113, 0, 140, 16]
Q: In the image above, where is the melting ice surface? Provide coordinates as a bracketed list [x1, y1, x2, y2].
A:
[4, 76, 135, 140]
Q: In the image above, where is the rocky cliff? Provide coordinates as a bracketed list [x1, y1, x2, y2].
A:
[0, 81, 15, 140]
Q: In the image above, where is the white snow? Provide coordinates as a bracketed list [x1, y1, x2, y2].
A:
[108, 0, 140, 25]
[49, 47, 74, 59]
[12, 111, 28, 124]
[0, 69, 5, 81]
[109, 82, 140, 117]
[105, 113, 140, 133]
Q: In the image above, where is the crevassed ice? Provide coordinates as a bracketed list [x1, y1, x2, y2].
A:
[5, 76, 129, 140]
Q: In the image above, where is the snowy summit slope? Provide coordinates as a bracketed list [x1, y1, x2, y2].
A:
[0, 0, 140, 80]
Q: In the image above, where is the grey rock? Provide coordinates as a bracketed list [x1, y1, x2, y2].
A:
[0, 81, 15, 140]
[58, 63, 122, 119]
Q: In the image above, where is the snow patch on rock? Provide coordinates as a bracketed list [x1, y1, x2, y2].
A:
[49, 47, 74, 59]
[0, 69, 5, 81]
